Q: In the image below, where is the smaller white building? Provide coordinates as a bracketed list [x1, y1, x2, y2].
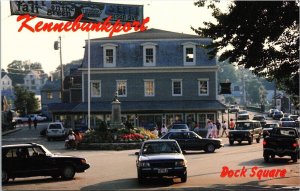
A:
[1, 74, 13, 91]
[24, 71, 48, 95]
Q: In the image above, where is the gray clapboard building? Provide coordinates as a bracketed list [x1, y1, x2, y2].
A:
[48, 29, 226, 129]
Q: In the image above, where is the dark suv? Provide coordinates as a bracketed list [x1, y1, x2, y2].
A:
[228, 120, 263, 145]
[2, 143, 90, 183]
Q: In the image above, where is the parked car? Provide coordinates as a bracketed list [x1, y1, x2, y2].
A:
[143, 122, 157, 131]
[135, 140, 187, 183]
[46, 122, 66, 141]
[168, 123, 189, 132]
[263, 123, 280, 138]
[272, 111, 284, 120]
[252, 115, 267, 127]
[279, 117, 295, 127]
[237, 110, 250, 120]
[228, 105, 239, 113]
[160, 131, 223, 153]
[13, 116, 29, 124]
[228, 120, 263, 145]
[268, 109, 278, 117]
[2, 143, 90, 183]
[263, 127, 300, 162]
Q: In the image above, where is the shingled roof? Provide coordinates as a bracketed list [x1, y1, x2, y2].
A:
[91, 28, 208, 41]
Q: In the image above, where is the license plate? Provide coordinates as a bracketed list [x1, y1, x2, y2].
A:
[158, 168, 168, 174]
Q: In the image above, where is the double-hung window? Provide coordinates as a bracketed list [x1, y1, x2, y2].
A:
[117, 80, 127, 97]
[142, 43, 157, 66]
[144, 79, 155, 96]
[198, 79, 209, 96]
[102, 44, 117, 67]
[91, 81, 101, 97]
[182, 42, 196, 65]
[172, 79, 182, 96]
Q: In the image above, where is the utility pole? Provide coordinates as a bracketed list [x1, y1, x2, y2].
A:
[54, 36, 64, 101]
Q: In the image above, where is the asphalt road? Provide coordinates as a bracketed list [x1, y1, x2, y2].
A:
[2, 114, 300, 191]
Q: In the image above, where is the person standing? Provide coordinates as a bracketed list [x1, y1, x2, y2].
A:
[33, 117, 38, 130]
[216, 120, 221, 137]
[229, 118, 235, 130]
[221, 121, 228, 137]
[206, 120, 213, 138]
[28, 117, 32, 130]
[211, 122, 218, 138]
[160, 124, 168, 137]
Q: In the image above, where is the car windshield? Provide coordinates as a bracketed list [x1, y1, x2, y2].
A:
[235, 122, 252, 130]
[49, 124, 62, 129]
[172, 124, 188, 129]
[271, 129, 297, 137]
[253, 116, 264, 120]
[142, 142, 180, 154]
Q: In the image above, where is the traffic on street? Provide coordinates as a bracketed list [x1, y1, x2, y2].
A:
[2, 111, 299, 190]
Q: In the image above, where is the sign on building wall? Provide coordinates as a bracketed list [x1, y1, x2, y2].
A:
[10, 1, 144, 24]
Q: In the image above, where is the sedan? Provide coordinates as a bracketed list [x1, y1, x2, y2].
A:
[2, 143, 90, 183]
[160, 131, 223, 153]
[135, 140, 187, 183]
[168, 123, 189, 132]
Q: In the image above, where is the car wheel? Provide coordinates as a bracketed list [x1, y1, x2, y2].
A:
[61, 165, 75, 180]
[238, 140, 242, 144]
[291, 154, 298, 163]
[180, 173, 187, 183]
[205, 144, 215, 153]
[2, 170, 9, 183]
[264, 154, 270, 162]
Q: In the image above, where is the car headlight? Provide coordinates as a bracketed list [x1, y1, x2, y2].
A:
[175, 160, 187, 167]
[138, 161, 150, 167]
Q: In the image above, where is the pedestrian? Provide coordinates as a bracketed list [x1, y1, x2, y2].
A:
[160, 124, 168, 137]
[193, 123, 200, 134]
[221, 121, 228, 137]
[206, 120, 213, 138]
[216, 120, 221, 137]
[151, 127, 159, 137]
[229, 118, 235, 130]
[33, 117, 38, 130]
[28, 117, 32, 129]
[211, 122, 218, 138]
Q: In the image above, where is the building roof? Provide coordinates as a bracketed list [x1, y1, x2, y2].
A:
[41, 80, 61, 91]
[90, 28, 210, 41]
[48, 100, 226, 113]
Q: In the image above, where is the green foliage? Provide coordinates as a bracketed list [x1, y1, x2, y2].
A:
[192, 1, 299, 96]
[14, 86, 39, 115]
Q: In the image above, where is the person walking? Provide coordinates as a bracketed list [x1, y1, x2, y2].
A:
[221, 121, 228, 137]
[229, 118, 235, 130]
[28, 117, 32, 130]
[211, 122, 218, 138]
[206, 120, 213, 138]
[33, 117, 38, 130]
[160, 124, 168, 137]
[216, 120, 221, 137]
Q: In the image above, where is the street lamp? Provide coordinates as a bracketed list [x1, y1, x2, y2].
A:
[54, 36, 64, 101]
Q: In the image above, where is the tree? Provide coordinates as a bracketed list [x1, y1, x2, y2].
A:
[192, 1, 299, 96]
[14, 86, 39, 115]
[217, 60, 239, 83]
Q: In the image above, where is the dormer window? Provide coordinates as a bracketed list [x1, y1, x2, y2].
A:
[182, 42, 196, 65]
[101, 43, 118, 67]
[141, 42, 157, 66]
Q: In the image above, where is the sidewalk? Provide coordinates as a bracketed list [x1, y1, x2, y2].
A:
[2, 127, 22, 136]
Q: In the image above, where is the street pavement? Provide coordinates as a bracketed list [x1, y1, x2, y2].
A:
[1, 112, 300, 191]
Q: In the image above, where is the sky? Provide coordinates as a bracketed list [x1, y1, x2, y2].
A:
[1, 0, 228, 75]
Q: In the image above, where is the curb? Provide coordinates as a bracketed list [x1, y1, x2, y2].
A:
[2, 128, 22, 136]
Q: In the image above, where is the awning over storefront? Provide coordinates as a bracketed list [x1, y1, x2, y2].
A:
[48, 100, 226, 114]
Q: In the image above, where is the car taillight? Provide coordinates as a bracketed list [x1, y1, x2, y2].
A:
[292, 143, 298, 147]
[263, 140, 267, 145]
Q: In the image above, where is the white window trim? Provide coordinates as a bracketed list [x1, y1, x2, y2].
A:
[198, 78, 209, 96]
[144, 79, 155, 97]
[172, 79, 182, 96]
[116, 80, 127, 97]
[91, 80, 101, 98]
[142, 42, 157, 66]
[102, 43, 118, 67]
[182, 42, 196, 66]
